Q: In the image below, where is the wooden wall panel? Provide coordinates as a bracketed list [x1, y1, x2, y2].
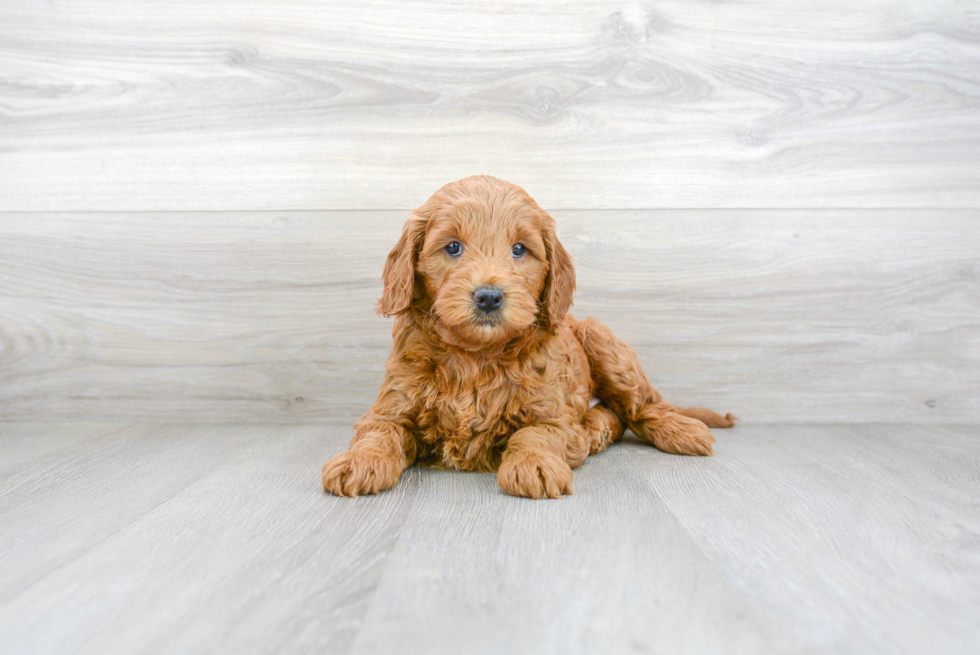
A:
[0, 0, 978, 210]
[1, 210, 976, 423]
[1, 1, 976, 423]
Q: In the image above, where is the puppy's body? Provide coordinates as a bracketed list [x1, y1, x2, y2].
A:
[323, 176, 734, 499]
[385, 312, 592, 473]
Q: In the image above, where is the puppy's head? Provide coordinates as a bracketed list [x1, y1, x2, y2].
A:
[377, 176, 575, 349]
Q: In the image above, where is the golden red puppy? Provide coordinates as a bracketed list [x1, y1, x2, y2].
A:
[322, 175, 735, 499]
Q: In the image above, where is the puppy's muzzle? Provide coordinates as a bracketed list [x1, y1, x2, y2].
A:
[473, 285, 505, 314]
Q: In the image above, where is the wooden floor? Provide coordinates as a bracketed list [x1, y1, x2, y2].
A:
[0, 422, 976, 654]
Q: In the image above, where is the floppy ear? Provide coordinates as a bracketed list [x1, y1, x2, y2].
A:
[539, 213, 576, 332]
[377, 211, 428, 317]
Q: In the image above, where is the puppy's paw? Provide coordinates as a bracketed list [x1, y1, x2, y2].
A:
[321, 448, 403, 497]
[497, 450, 573, 499]
[643, 412, 715, 456]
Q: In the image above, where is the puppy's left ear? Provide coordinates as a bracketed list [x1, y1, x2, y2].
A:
[377, 210, 428, 317]
[539, 212, 576, 332]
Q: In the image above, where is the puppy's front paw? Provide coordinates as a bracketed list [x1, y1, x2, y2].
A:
[321, 448, 403, 497]
[497, 450, 573, 499]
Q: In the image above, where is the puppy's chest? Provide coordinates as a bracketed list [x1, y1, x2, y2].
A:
[413, 361, 541, 470]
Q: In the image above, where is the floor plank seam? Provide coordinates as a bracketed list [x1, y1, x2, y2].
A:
[338, 466, 425, 655]
[0, 429, 279, 609]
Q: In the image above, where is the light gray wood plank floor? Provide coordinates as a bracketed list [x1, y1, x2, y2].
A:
[0, 422, 977, 654]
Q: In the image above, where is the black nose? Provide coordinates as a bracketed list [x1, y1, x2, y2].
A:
[473, 285, 505, 313]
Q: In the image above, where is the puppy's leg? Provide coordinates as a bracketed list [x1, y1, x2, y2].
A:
[584, 404, 625, 456]
[322, 418, 417, 497]
[572, 317, 734, 456]
[497, 424, 576, 499]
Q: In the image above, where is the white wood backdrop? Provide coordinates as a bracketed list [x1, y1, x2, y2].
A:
[1, 210, 977, 423]
[2, 0, 979, 210]
[0, 0, 978, 423]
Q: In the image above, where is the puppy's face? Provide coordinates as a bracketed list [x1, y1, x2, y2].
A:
[378, 176, 575, 350]
[418, 196, 548, 345]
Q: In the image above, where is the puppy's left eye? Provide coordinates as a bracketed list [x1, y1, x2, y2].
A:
[512, 243, 527, 258]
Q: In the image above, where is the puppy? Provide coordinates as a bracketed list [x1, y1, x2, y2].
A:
[322, 175, 735, 499]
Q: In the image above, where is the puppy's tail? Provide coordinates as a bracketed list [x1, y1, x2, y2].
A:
[672, 407, 737, 428]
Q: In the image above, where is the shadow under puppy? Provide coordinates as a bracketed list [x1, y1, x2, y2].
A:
[322, 175, 735, 499]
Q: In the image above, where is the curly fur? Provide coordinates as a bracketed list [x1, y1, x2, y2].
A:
[323, 175, 735, 499]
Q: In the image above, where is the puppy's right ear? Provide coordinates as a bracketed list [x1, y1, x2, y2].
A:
[377, 211, 428, 317]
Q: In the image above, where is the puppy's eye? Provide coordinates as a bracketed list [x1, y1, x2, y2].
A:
[445, 241, 462, 257]
[512, 243, 527, 258]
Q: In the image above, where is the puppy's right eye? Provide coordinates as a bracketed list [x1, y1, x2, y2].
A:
[445, 241, 462, 257]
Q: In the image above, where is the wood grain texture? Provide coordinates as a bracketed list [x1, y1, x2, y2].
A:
[0, 422, 116, 483]
[0, 424, 421, 655]
[1, 209, 977, 423]
[347, 446, 779, 654]
[0, 422, 978, 654]
[0, 424, 270, 603]
[1, 0, 978, 210]
[627, 424, 980, 654]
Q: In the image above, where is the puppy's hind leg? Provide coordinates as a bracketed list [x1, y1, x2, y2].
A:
[572, 317, 732, 456]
